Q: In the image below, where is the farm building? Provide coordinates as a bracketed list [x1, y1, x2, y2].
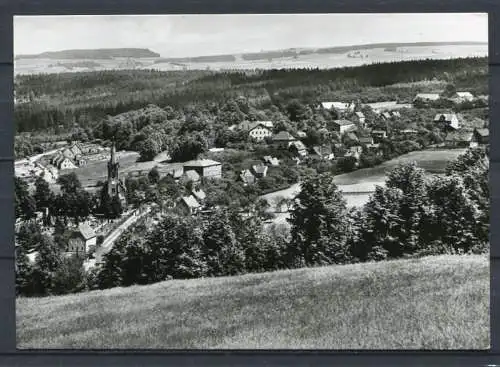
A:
[473, 128, 489, 145]
[239, 169, 256, 186]
[454, 91, 475, 102]
[183, 159, 222, 179]
[434, 113, 460, 130]
[67, 223, 97, 256]
[331, 120, 356, 135]
[414, 93, 441, 103]
[52, 155, 77, 170]
[272, 131, 297, 149]
[177, 196, 202, 216]
[251, 164, 268, 178]
[352, 112, 366, 126]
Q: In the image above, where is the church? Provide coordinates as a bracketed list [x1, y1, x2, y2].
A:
[106, 142, 127, 208]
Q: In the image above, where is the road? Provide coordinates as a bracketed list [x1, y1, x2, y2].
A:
[88, 206, 151, 267]
[15, 148, 61, 165]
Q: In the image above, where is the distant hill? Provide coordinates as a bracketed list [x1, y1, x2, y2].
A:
[16, 48, 160, 60]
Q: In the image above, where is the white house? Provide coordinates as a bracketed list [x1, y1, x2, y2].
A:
[455, 92, 475, 103]
[320, 101, 355, 114]
[247, 123, 273, 142]
[414, 93, 441, 103]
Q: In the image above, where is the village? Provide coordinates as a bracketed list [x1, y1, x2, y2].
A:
[14, 88, 490, 272]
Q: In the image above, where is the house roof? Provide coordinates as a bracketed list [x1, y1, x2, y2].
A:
[192, 189, 207, 201]
[381, 112, 392, 119]
[252, 164, 268, 175]
[239, 169, 255, 184]
[333, 119, 355, 126]
[181, 195, 201, 209]
[415, 93, 441, 101]
[183, 170, 201, 181]
[78, 223, 96, 240]
[183, 159, 221, 168]
[346, 132, 359, 141]
[359, 136, 374, 144]
[321, 102, 350, 110]
[290, 140, 307, 151]
[311, 145, 333, 156]
[457, 92, 474, 98]
[263, 156, 280, 165]
[401, 129, 419, 134]
[372, 130, 387, 134]
[475, 128, 489, 137]
[297, 131, 307, 138]
[434, 113, 458, 122]
[273, 131, 296, 141]
[355, 112, 365, 118]
[169, 168, 184, 178]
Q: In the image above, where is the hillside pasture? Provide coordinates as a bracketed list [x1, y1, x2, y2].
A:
[17, 254, 489, 349]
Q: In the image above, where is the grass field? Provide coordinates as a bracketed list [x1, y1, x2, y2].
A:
[17, 254, 489, 349]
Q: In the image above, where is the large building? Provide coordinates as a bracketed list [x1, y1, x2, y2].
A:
[107, 142, 127, 207]
[183, 159, 222, 179]
[67, 223, 97, 256]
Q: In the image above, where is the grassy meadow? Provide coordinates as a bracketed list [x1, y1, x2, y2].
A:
[17, 254, 489, 350]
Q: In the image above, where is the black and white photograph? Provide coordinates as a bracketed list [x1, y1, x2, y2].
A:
[14, 13, 489, 349]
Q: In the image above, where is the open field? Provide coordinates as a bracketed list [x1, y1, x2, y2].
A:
[17, 254, 489, 349]
[14, 44, 487, 75]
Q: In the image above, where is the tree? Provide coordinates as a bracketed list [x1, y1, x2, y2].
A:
[34, 176, 53, 211]
[15, 177, 36, 220]
[57, 172, 82, 194]
[148, 167, 160, 184]
[52, 255, 86, 295]
[30, 235, 62, 296]
[170, 133, 208, 162]
[288, 173, 351, 266]
[203, 209, 245, 276]
[146, 215, 206, 280]
[385, 162, 428, 254]
[15, 244, 34, 296]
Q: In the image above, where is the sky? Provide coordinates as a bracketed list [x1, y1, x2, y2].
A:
[14, 13, 488, 57]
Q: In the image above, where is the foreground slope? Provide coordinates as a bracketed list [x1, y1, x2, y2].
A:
[17, 255, 489, 349]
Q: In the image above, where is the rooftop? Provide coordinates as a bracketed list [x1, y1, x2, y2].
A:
[183, 159, 221, 167]
[78, 223, 96, 240]
[333, 119, 355, 126]
[181, 195, 201, 209]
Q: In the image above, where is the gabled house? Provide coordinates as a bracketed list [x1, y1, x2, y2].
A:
[331, 120, 356, 135]
[183, 159, 222, 179]
[191, 188, 207, 204]
[67, 223, 97, 256]
[346, 145, 363, 160]
[272, 131, 297, 149]
[365, 143, 382, 155]
[239, 169, 256, 185]
[61, 148, 76, 160]
[238, 121, 273, 142]
[353, 111, 366, 125]
[69, 144, 83, 157]
[289, 140, 308, 157]
[309, 145, 334, 160]
[251, 164, 268, 178]
[262, 156, 280, 166]
[434, 113, 460, 130]
[454, 91, 474, 102]
[473, 128, 489, 145]
[58, 157, 77, 170]
[75, 155, 87, 167]
[333, 143, 347, 158]
[177, 195, 202, 216]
